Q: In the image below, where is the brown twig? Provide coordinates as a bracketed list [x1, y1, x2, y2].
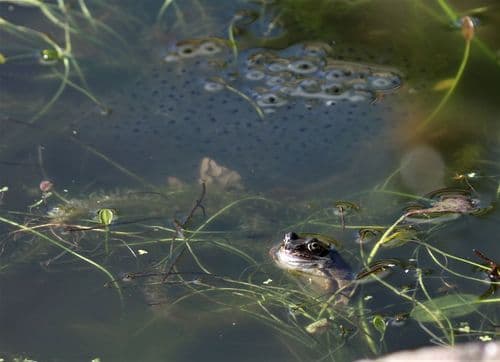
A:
[161, 183, 207, 282]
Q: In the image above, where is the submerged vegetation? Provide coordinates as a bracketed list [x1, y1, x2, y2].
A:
[1, 0, 499, 360]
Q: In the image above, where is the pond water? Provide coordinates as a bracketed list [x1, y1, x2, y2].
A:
[0, 1, 499, 361]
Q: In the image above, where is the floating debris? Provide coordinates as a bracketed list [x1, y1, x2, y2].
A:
[305, 318, 331, 335]
[198, 157, 243, 190]
[39, 180, 54, 193]
[474, 249, 500, 283]
[404, 188, 486, 223]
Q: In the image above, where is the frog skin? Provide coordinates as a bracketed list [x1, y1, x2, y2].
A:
[270, 232, 354, 300]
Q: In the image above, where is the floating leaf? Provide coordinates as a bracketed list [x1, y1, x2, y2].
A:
[0, 52, 5, 64]
[433, 78, 455, 91]
[382, 228, 418, 248]
[410, 294, 478, 323]
[372, 315, 386, 336]
[97, 208, 115, 226]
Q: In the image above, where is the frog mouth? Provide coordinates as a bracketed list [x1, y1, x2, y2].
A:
[282, 247, 322, 260]
[271, 244, 328, 271]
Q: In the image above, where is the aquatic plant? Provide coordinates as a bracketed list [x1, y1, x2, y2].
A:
[419, 15, 475, 129]
[0, 0, 133, 122]
[1, 1, 499, 360]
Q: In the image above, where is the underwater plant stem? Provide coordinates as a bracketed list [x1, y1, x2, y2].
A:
[104, 227, 110, 255]
[212, 77, 264, 119]
[77, 0, 96, 29]
[362, 244, 452, 344]
[417, 269, 455, 345]
[181, 197, 270, 273]
[436, 0, 457, 20]
[415, 240, 490, 271]
[425, 247, 495, 284]
[30, 56, 70, 122]
[366, 213, 407, 264]
[53, 68, 106, 110]
[0, 215, 123, 304]
[371, 272, 452, 344]
[156, 0, 175, 23]
[357, 298, 378, 355]
[228, 17, 239, 62]
[379, 165, 402, 190]
[70, 138, 157, 191]
[418, 39, 470, 130]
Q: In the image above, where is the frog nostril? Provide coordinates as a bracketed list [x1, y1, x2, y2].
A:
[284, 232, 299, 242]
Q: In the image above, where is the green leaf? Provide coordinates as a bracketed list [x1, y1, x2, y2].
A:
[40, 49, 60, 62]
[410, 294, 478, 323]
[97, 208, 115, 226]
[372, 315, 386, 335]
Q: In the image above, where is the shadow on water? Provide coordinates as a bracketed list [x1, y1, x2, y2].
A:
[1, 0, 500, 361]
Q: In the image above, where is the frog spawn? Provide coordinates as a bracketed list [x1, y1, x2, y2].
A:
[65, 36, 409, 190]
[163, 39, 227, 62]
[245, 49, 401, 112]
[163, 40, 402, 113]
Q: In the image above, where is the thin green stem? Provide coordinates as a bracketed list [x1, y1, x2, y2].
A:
[0, 215, 123, 304]
[436, 0, 457, 20]
[417, 269, 454, 345]
[157, 0, 175, 23]
[70, 138, 158, 190]
[366, 213, 407, 264]
[419, 40, 471, 129]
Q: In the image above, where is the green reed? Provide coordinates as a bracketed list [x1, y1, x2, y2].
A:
[0, 0, 123, 122]
[0, 214, 123, 304]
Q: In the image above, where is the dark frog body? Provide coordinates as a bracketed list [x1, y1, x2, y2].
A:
[271, 232, 354, 301]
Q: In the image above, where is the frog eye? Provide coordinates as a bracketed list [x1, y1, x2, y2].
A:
[307, 239, 321, 252]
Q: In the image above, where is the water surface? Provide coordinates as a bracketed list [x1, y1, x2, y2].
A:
[1, 1, 499, 361]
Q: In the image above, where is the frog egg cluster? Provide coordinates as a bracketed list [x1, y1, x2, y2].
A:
[243, 44, 402, 111]
[163, 39, 402, 112]
[163, 39, 225, 62]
